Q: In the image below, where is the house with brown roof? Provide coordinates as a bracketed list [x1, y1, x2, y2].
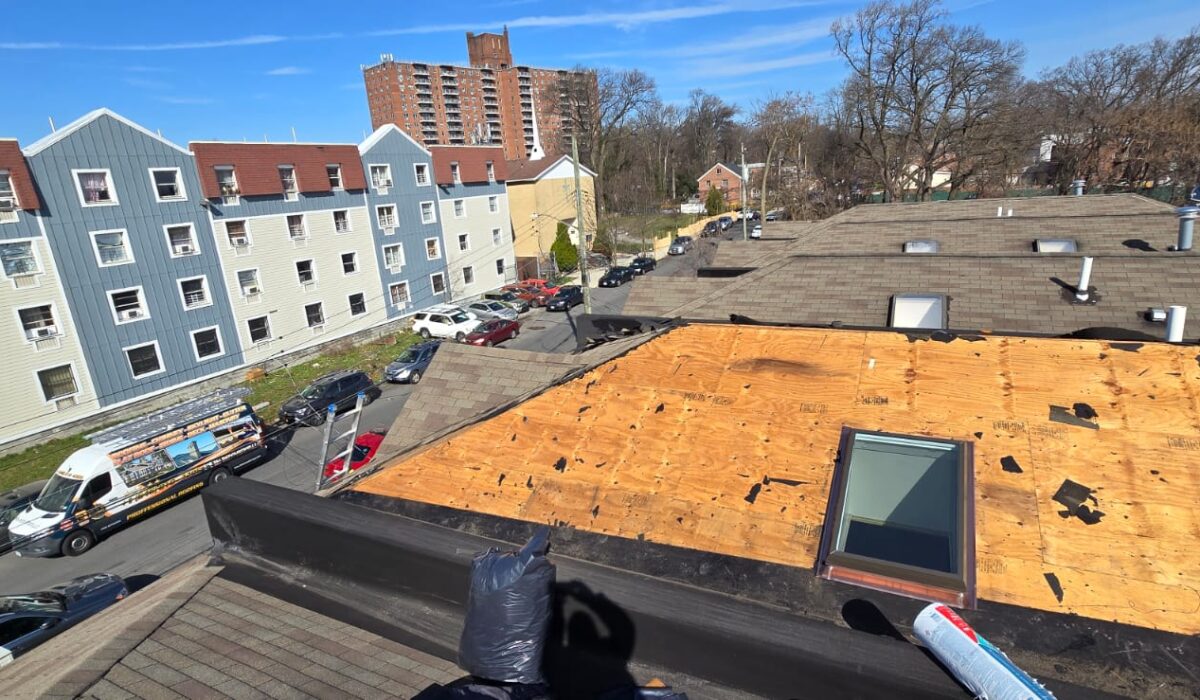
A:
[696, 162, 745, 208]
[504, 154, 597, 279]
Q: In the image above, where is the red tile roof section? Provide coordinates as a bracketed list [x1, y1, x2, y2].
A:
[430, 146, 507, 185]
[190, 143, 367, 199]
[0, 140, 42, 210]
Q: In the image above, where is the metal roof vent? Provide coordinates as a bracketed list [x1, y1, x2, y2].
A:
[889, 293, 947, 330]
[903, 240, 940, 254]
[1167, 305, 1187, 342]
[1035, 238, 1078, 253]
[1074, 256, 1094, 302]
[1173, 205, 1198, 252]
[1071, 179, 1086, 196]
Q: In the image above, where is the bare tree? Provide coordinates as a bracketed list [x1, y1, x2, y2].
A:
[750, 93, 814, 217]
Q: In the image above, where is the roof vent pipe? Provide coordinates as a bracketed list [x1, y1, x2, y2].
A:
[1071, 179, 1086, 196]
[997, 206, 1003, 217]
[1075, 256, 1094, 302]
[1166, 305, 1187, 342]
[1006, 208, 1013, 217]
[1177, 205, 1198, 252]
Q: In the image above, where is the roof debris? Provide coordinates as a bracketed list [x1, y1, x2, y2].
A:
[553, 457, 567, 472]
[1053, 479, 1105, 524]
[1000, 456, 1023, 474]
[744, 483, 762, 504]
[1049, 404, 1099, 430]
[1044, 572, 1065, 603]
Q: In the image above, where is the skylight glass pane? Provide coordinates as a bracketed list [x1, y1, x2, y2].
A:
[903, 240, 939, 253]
[890, 294, 945, 329]
[1035, 238, 1078, 253]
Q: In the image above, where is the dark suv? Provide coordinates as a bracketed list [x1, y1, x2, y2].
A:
[546, 286, 584, 311]
[629, 256, 657, 275]
[279, 370, 377, 426]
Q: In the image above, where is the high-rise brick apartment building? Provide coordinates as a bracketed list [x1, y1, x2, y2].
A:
[362, 28, 593, 162]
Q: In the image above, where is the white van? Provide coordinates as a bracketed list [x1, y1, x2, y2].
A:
[8, 388, 266, 557]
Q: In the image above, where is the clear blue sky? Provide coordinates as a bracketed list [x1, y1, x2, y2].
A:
[3, 0, 1198, 146]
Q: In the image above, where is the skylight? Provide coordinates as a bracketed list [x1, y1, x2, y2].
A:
[819, 429, 974, 606]
[889, 294, 946, 329]
[1034, 238, 1078, 253]
[903, 240, 939, 254]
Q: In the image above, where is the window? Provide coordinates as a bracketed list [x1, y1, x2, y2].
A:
[458, 233, 470, 252]
[370, 164, 392, 189]
[431, 272, 447, 295]
[191, 327, 223, 360]
[296, 260, 315, 285]
[488, 196, 498, 213]
[74, 169, 117, 206]
[19, 305, 58, 340]
[722, 178, 729, 189]
[492, 228, 503, 247]
[383, 244, 405, 271]
[1035, 238, 1078, 253]
[420, 201, 436, 224]
[37, 365, 77, 402]
[889, 294, 946, 330]
[414, 163, 430, 186]
[90, 229, 134, 267]
[215, 167, 239, 200]
[333, 210, 351, 233]
[453, 199, 465, 218]
[486, 161, 495, 182]
[165, 224, 198, 257]
[287, 214, 307, 240]
[305, 302, 325, 328]
[495, 259, 505, 276]
[326, 164, 343, 189]
[348, 293, 367, 316]
[125, 342, 163, 378]
[247, 316, 271, 344]
[0, 171, 17, 214]
[110, 287, 148, 324]
[462, 265, 475, 285]
[279, 166, 298, 200]
[0, 618, 53, 645]
[377, 205, 397, 230]
[903, 240, 939, 254]
[389, 281, 410, 307]
[178, 276, 210, 310]
[226, 220, 249, 247]
[0, 241, 38, 277]
[450, 162, 461, 184]
[819, 429, 973, 606]
[425, 238, 441, 260]
[150, 168, 185, 202]
[237, 269, 261, 296]
[341, 252, 358, 275]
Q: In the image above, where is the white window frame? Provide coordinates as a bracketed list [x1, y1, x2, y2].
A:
[177, 275, 212, 311]
[0, 170, 19, 222]
[420, 201, 437, 224]
[488, 195, 498, 213]
[376, 204, 397, 232]
[340, 250, 359, 276]
[369, 164, 393, 190]
[236, 268, 262, 297]
[382, 243, 405, 271]
[72, 168, 119, 207]
[124, 340, 165, 380]
[450, 162, 461, 184]
[326, 164, 344, 190]
[495, 259, 505, 277]
[304, 301, 325, 328]
[246, 315, 272, 345]
[109, 285, 150, 325]
[189, 325, 225, 362]
[33, 362, 80, 405]
[286, 213, 308, 241]
[430, 271, 447, 295]
[388, 281, 411, 309]
[462, 265, 475, 286]
[279, 165, 299, 202]
[89, 228, 135, 268]
[163, 223, 200, 258]
[295, 259, 317, 287]
[0, 239, 42, 280]
[424, 237, 441, 261]
[492, 228, 503, 247]
[347, 292, 368, 317]
[486, 161, 495, 183]
[414, 162, 431, 187]
[215, 166, 240, 205]
[457, 233, 471, 252]
[333, 209, 352, 234]
[148, 167, 187, 203]
[224, 219, 251, 248]
[453, 199, 466, 219]
[15, 302, 62, 342]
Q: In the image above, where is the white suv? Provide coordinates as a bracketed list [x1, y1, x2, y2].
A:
[412, 305, 480, 342]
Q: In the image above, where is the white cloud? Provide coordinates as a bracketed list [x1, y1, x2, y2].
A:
[694, 50, 836, 77]
[1, 35, 286, 51]
[158, 96, 216, 105]
[571, 17, 834, 60]
[265, 66, 311, 76]
[124, 76, 171, 90]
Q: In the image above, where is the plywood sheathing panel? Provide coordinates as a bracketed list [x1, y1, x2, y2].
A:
[354, 324, 1200, 635]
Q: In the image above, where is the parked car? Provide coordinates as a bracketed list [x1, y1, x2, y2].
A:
[546, 286, 584, 311]
[718, 216, 733, 230]
[465, 300, 519, 321]
[412, 305, 481, 341]
[0, 573, 127, 667]
[482, 289, 531, 313]
[750, 224, 763, 239]
[668, 236, 694, 255]
[0, 481, 48, 555]
[502, 284, 552, 308]
[629, 256, 657, 275]
[765, 209, 786, 221]
[519, 278, 561, 296]
[466, 318, 521, 346]
[702, 221, 720, 237]
[598, 266, 635, 287]
[385, 341, 441, 384]
[323, 430, 386, 480]
[279, 370, 376, 427]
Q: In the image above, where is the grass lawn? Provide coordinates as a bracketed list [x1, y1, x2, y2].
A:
[0, 330, 421, 494]
[605, 212, 702, 244]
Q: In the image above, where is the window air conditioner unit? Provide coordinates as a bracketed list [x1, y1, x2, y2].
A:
[35, 326, 56, 338]
[55, 396, 77, 410]
[119, 308, 143, 321]
[244, 285, 260, 296]
[0, 198, 15, 212]
[383, 226, 395, 235]
[176, 244, 194, 255]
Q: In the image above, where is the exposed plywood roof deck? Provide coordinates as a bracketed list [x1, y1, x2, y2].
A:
[353, 324, 1200, 635]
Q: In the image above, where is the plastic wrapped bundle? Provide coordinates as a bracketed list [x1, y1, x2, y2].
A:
[458, 528, 556, 684]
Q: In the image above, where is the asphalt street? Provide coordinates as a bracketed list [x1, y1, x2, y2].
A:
[0, 247, 700, 595]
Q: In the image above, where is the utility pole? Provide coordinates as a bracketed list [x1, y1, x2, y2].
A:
[572, 135, 592, 314]
[740, 142, 749, 242]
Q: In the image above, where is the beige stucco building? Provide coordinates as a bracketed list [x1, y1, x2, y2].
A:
[505, 156, 597, 277]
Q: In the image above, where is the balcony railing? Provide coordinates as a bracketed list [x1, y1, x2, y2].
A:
[183, 290, 208, 308]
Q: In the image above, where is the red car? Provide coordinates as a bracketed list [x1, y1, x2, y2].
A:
[323, 430, 386, 480]
[519, 278, 561, 296]
[466, 319, 520, 346]
[503, 284, 554, 308]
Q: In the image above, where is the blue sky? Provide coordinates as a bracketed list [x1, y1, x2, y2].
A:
[3, 0, 1198, 146]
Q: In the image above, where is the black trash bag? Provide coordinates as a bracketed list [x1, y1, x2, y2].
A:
[414, 678, 551, 700]
[458, 527, 556, 684]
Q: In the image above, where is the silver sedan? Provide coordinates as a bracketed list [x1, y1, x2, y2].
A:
[465, 300, 519, 321]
